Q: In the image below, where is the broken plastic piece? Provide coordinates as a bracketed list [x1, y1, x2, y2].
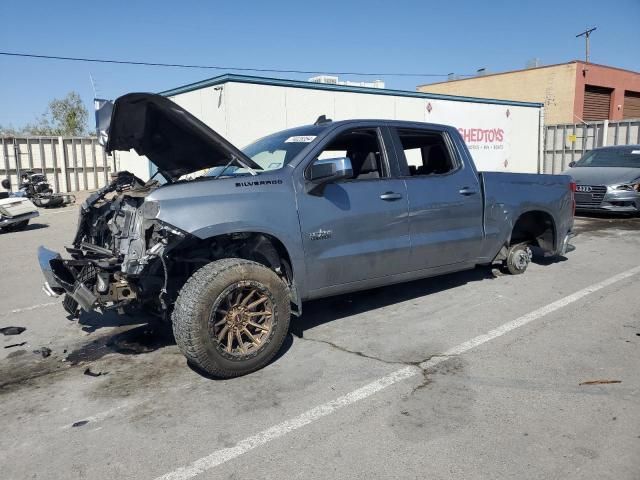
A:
[579, 379, 622, 385]
[33, 347, 52, 358]
[0, 326, 26, 336]
[83, 367, 107, 377]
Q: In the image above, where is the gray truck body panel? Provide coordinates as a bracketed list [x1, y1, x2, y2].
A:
[145, 119, 573, 303]
[38, 94, 573, 315]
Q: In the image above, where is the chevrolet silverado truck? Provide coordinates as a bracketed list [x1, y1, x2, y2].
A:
[38, 93, 575, 378]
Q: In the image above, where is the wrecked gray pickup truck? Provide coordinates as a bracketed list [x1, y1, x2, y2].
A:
[38, 93, 575, 378]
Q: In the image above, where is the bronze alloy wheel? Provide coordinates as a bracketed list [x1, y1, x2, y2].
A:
[209, 282, 274, 358]
[173, 258, 291, 378]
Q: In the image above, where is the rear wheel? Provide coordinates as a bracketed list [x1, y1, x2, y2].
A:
[172, 258, 291, 378]
[504, 244, 532, 275]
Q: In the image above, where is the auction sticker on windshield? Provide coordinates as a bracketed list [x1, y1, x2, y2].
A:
[285, 136, 316, 143]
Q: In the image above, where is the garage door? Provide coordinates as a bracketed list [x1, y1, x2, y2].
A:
[623, 91, 640, 119]
[583, 85, 612, 121]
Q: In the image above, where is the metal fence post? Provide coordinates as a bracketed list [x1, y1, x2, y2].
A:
[38, 138, 46, 176]
[80, 139, 88, 190]
[51, 137, 60, 193]
[90, 140, 98, 190]
[13, 138, 21, 182]
[71, 138, 79, 191]
[26, 138, 33, 170]
[550, 126, 556, 173]
[102, 146, 109, 186]
[58, 136, 69, 192]
[1, 138, 9, 179]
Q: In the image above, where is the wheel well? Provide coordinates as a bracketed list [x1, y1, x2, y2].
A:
[167, 232, 297, 308]
[510, 211, 556, 251]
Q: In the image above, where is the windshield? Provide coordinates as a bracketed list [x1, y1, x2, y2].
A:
[574, 148, 640, 168]
[205, 126, 325, 178]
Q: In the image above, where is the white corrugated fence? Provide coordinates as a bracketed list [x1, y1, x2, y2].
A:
[1, 136, 116, 192]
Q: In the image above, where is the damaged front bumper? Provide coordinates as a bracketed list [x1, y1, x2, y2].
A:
[38, 246, 104, 311]
[38, 224, 180, 314]
[38, 244, 143, 313]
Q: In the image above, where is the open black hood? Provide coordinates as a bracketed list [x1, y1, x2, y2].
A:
[105, 93, 261, 181]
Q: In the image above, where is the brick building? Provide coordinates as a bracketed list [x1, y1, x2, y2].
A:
[417, 61, 640, 124]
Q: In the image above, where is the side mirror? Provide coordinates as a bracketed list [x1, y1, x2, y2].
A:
[568, 161, 576, 168]
[1, 178, 10, 190]
[308, 157, 353, 183]
[306, 157, 353, 195]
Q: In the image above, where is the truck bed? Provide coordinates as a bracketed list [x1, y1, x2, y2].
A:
[478, 171, 574, 261]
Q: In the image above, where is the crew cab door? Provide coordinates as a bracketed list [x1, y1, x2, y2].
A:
[389, 126, 484, 270]
[296, 126, 410, 294]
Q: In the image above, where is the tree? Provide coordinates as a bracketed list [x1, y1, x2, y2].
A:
[24, 92, 89, 136]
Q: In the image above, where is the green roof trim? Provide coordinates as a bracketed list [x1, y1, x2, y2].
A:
[159, 74, 543, 108]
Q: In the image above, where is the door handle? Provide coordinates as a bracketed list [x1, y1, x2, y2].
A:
[380, 192, 403, 201]
[459, 187, 478, 196]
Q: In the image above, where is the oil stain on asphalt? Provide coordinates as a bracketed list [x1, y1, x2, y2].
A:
[0, 325, 176, 394]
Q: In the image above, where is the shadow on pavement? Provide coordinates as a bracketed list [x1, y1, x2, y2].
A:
[293, 265, 499, 338]
[574, 213, 640, 235]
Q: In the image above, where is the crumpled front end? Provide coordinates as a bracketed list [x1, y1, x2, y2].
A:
[37, 171, 186, 317]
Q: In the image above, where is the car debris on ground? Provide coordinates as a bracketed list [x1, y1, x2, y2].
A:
[0, 326, 26, 335]
[579, 379, 622, 385]
[83, 367, 107, 377]
[32, 347, 52, 358]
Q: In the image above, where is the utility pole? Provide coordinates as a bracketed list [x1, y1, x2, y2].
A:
[576, 27, 597, 63]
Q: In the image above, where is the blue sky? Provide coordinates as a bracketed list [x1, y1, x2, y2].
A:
[1, 0, 639, 128]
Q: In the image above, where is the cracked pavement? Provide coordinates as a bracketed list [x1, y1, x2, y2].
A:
[1, 212, 640, 479]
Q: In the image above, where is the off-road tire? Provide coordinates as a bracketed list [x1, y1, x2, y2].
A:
[504, 244, 531, 275]
[172, 258, 291, 378]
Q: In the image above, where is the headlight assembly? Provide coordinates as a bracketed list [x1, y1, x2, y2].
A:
[614, 183, 640, 192]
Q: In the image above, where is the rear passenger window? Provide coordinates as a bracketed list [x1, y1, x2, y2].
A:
[396, 129, 457, 176]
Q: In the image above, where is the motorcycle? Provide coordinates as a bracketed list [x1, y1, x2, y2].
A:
[0, 178, 39, 232]
[18, 170, 75, 208]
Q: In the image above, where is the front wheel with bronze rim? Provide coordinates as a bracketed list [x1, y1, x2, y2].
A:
[172, 258, 291, 378]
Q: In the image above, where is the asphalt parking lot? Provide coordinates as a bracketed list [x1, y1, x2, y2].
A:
[1, 205, 639, 480]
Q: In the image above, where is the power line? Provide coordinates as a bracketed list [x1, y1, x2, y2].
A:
[0, 51, 473, 78]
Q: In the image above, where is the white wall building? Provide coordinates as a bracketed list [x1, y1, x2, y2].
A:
[117, 74, 543, 180]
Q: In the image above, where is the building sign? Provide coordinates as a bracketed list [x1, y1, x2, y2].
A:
[458, 127, 505, 147]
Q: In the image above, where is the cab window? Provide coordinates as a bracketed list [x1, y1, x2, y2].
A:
[313, 128, 387, 180]
[394, 129, 458, 176]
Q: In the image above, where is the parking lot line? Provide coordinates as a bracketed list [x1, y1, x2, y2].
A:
[1, 301, 60, 317]
[154, 264, 640, 480]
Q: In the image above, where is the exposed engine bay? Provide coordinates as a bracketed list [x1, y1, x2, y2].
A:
[41, 170, 289, 319]
[42, 171, 181, 318]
